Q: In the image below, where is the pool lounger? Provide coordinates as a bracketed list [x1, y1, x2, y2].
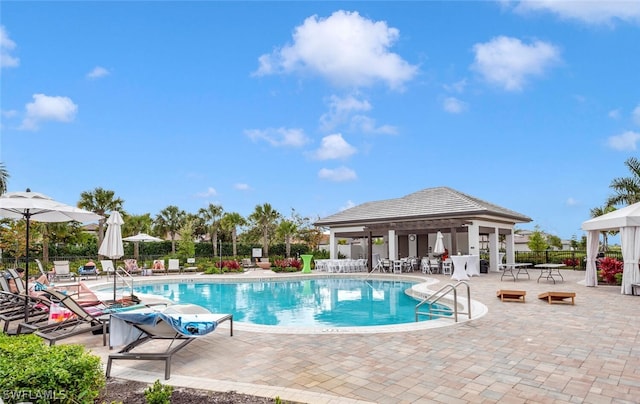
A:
[106, 304, 233, 380]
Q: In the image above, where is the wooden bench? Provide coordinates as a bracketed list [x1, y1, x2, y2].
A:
[496, 289, 526, 303]
[538, 291, 575, 305]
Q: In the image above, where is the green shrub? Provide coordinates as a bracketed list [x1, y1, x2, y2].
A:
[0, 333, 105, 403]
[144, 380, 173, 404]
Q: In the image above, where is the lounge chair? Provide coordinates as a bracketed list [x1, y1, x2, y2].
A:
[123, 259, 141, 276]
[20, 289, 109, 346]
[106, 304, 233, 380]
[78, 264, 99, 280]
[53, 261, 76, 282]
[101, 260, 116, 280]
[183, 258, 198, 272]
[151, 259, 166, 275]
[167, 259, 181, 274]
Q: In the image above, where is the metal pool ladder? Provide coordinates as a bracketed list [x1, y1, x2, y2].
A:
[415, 281, 471, 323]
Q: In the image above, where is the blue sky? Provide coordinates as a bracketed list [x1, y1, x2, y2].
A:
[1, 1, 639, 241]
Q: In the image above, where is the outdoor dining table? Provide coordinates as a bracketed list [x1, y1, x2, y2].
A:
[534, 263, 566, 284]
[500, 263, 532, 281]
[450, 255, 470, 281]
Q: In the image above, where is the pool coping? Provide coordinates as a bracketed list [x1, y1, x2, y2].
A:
[92, 271, 487, 334]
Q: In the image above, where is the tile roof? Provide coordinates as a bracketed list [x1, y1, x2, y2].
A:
[315, 187, 531, 226]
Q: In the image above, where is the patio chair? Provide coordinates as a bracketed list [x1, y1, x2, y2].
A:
[106, 304, 233, 380]
[420, 257, 431, 274]
[53, 261, 76, 282]
[123, 259, 141, 276]
[429, 259, 440, 274]
[35, 259, 54, 282]
[101, 260, 116, 280]
[78, 264, 99, 280]
[20, 289, 109, 346]
[151, 259, 166, 275]
[442, 259, 452, 275]
[167, 259, 181, 274]
[183, 258, 198, 272]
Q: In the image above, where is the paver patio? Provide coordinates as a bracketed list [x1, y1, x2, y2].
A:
[70, 268, 640, 403]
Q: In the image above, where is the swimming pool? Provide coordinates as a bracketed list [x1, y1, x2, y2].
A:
[131, 278, 452, 328]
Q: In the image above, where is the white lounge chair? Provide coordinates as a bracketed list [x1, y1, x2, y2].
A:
[53, 261, 76, 283]
[167, 259, 181, 274]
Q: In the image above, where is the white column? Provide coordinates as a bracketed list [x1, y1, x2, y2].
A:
[489, 228, 500, 272]
[329, 229, 337, 259]
[467, 222, 480, 256]
[388, 229, 397, 260]
[505, 231, 515, 264]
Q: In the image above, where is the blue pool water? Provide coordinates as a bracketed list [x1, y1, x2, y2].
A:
[132, 278, 451, 327]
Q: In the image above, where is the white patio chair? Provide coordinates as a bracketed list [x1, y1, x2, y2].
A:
[393, 260, 403, 274]
[53, 261, 76, 282]
[167, 259, 181, 274]
[420, 257, 431, 274]
[429, 259, 440, 274]
[100, 260, 116, 280]
[442, 259, 452, 275]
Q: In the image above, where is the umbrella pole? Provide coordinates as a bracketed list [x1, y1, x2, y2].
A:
[24, 213, 31, 321]
[113, 260, 117, 302]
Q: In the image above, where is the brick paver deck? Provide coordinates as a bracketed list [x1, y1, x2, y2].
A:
[71, 269, 639, 403]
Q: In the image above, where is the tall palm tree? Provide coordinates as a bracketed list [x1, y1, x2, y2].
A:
[154, 205, 185, 253]
[248, 203, 280, 258]
[198, 204, 224, 257]
[607, 157, 640, 206]
[220, 212, 246, 257]
[590, 204, 617, 251]
[0, 162, 9, 195]
[276, 219, 298, 258]
[77, 187, 124, 247]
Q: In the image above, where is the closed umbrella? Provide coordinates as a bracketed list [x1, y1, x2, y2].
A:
[98, 211, 124, 301]
[123, 233, 163, 261]
[0, 189, 102, 319]
[433, 231, 445, 256]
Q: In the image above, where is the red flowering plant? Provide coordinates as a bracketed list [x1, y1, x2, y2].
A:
[562, 258, 580, 268]
[273, 258, 302, 272]
[216, 260, 242, 273]
[598, 257, 623, 284]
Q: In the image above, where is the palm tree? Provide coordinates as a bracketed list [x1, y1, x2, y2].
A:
[77, 187, 124, 247]
[198, 204, 224, 258]
[607, 157, 640, 206]
[0, 162, 9, 195]
[154, 205, 185, 253]
[220, 212, 246, 257]
[248, 203, 280, 258]
[276, 219, 298, 258]
[590, 204, 617, 251]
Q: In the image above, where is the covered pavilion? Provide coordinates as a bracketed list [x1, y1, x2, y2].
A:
[315, 186, 532, 272]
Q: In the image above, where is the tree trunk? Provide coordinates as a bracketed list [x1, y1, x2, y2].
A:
[231, 228, 237, 257]
[263, 228, 269, 257]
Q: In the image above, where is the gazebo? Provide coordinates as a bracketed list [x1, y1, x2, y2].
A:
[315, 187, 532, 272]
[581, 201, 640, 294]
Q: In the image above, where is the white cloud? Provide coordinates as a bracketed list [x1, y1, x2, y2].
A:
[1, 109, 17, 118]
[510, 0, 640, 25]
[607, 130, 640, 151]
[340, 200, 356, 211]
[633, 105, 640, 126]
[0, 25, 19, 68]
[318, 166, 357, 182]
[566, 197, 579, 207]
[195, 187, 217, 198]
[349, 115, 398, 135]
[234, 183, 250, 191]
[314, 133, 357, 160]
[20, 94, 78, 131]
[608, 109, 621, 119]
[254, 10, 418, 90]
[320, 94, 371, 130]
[443, 97, 468, 114]
[443, 79, 467, 94]
[471, 36, 560, 91]
[245, 127, 309, 147]
[86, 66, 110, 79]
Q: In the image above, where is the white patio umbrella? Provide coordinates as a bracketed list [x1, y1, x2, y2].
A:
[98, 211, 124, 301]
[433, 231, 445, 256]
[0, 189, 102, 319]
[122, 232, 163, 261]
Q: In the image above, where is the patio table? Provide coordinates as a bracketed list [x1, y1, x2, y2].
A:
[534, 263, 566, 284]
[500, 263, 532, 281]
[450, 255, 470, 281]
